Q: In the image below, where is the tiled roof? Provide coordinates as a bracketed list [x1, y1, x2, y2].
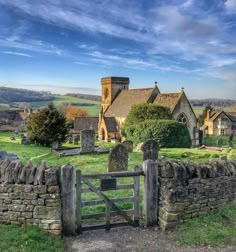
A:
[104, 117, 117, 132]
[74, 117, 99, 132]
[225, 112, 236, 122]
[153, 92, 182, 112]
[105, 87, 157, 117]
[209, 111, 222, 121]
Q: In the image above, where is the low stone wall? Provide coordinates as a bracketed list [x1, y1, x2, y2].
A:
[158, 160, 236, 230]
[0, 159, 62, 235]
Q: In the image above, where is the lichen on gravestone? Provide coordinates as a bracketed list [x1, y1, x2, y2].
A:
[108, 144, 128, 172]
[141, 139, 159, 161]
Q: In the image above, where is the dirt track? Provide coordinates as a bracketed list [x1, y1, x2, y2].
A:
[64, 226, 236, 252]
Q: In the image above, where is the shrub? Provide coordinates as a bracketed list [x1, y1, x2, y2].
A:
[125, 119, 191, 148]
[122, 103, 172, 136]
[27, 103, 69, 147]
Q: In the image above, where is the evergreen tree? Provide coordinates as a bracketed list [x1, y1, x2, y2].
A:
[27, 103, 69, 146]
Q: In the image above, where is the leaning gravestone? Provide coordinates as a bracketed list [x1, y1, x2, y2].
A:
[80, 129, 95, 153]
[108, 144, 128, 172]
[122, 140, 133, 153]
[141, 139, 159, 161]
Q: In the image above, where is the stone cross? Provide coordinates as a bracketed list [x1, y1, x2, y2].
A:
[80, 129, 95, 153]
[108, 144, 128, 172]
[122, 140, 133, 153]
[141, 139, 159, 161]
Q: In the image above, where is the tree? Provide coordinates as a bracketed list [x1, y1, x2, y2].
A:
[27, 103, 69, 146]
[65, 106, 88, 121]
[122, 103, 172, 137]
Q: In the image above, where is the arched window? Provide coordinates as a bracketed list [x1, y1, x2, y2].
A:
[177, 113, 189, 127]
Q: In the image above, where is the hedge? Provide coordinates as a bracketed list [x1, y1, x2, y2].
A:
[125, 119, 192, 148]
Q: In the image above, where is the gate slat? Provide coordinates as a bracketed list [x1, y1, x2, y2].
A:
[82, 209, 134, 220]
[76, 170, 82, 234]
[82, 197, 134, 206]
[133, 166, 140, 227]
[81, 184, 134, 193]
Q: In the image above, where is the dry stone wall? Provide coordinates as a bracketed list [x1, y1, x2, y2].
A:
[158, 160, 236, 230]
[0, 159, 62, 235]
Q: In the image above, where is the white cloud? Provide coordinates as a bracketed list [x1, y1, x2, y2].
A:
[225, 0, 236, 13]
[3, 51, 32, 57]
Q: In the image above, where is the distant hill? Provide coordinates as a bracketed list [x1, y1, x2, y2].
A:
[0, 86, 54, 105]
[66, 93, 101, 102]
[190, 98, 236, 107]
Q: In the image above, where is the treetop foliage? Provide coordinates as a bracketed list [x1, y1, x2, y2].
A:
[27, 103, 69, 146]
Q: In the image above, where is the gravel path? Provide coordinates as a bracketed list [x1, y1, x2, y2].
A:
[64, 227, 236, 252]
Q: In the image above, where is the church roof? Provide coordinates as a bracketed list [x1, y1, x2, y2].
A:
[154, 92, 182, 112]
[105, 87, 157, 117]
[74, 117, 99, 132]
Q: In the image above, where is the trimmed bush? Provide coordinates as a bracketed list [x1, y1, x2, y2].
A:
[122, 103, 172, 136]
[125, 119, 192, 148]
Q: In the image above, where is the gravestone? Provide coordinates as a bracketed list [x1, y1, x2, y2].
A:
[219, 155, 227, 161]
[80, 129, 95, 153]
[73, 135, 79, 145]
[108, 144, 128, 172]
[122, 140, 133, 153]
[216, 138, 222, 147]
[52, 142, 59, 149]
[141, 139, 159, 161]
[68, 135, 73, 144]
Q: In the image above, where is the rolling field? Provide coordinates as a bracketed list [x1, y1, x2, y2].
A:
[30, 95, 100, 116]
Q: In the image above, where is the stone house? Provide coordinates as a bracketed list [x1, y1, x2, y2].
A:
[203, 109, 236, 135]
[98, 77, 198, 145]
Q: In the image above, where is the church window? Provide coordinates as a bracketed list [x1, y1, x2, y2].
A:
[177, 113, 189, 126]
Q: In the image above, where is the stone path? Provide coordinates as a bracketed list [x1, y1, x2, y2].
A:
[64, 227, 236, 252]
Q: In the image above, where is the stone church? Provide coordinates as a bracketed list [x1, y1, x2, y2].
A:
[98, 77, 198, 145]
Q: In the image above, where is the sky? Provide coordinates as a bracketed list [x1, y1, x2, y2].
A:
[0, 0, 236, 99]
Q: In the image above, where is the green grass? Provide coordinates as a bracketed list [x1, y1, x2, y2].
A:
[30, 95, 100, 116]
[0, 225, 63, 252]
[177, 204, 236, 247]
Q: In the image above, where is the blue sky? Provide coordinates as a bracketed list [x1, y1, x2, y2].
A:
[0, 0, 236, 99]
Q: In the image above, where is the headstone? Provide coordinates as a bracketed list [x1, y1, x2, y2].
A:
[80, 129, 95, 153]
[68, 135, 73, 144]
[216, 138, 222, 147]
[122, 140, 133, 152]
[52, 142, 59, 149]
[228, 140, 233, 148]
[141, 139, 159, 161]
[73, 135, 79, 145]
[219, 155, 227, 161]
[108, 144, 128, 172]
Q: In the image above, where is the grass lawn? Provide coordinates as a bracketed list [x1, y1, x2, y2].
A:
[177, 204, 236, 247]
[0, 225, 63, 252]
[30, 95, 100, 116]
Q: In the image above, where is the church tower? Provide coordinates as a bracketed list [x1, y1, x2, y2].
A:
[101, 77, 129, 112]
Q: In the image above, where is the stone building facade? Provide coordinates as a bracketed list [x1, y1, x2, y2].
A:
[98, 77, 198, 145]
[203, 109, 236, 136]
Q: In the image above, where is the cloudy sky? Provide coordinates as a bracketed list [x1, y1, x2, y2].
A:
[0, 0, 236, 98]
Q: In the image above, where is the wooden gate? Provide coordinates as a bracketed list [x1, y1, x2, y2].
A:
[76, 166, 143, 233]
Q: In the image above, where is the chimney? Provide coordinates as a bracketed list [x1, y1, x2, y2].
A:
[206, 109, 211, 121]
